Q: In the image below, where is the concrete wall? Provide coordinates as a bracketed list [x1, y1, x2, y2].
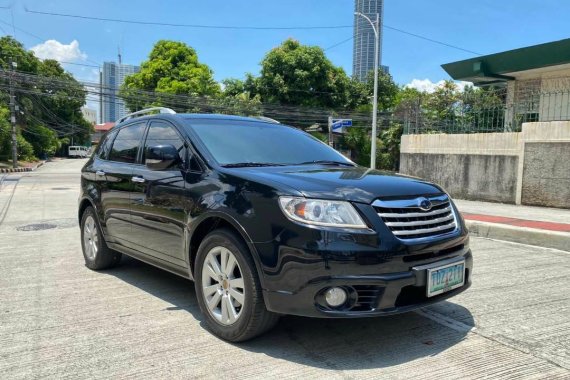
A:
[519, 121, 570, 208]
[400, 121, 570, 208]
[400, 153, 518, 203]
[522, 143, 570, 208]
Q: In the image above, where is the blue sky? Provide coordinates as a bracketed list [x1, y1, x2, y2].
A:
[1, 0, 569, 90]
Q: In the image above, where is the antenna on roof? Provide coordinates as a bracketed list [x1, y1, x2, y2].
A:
[118, 46, 122, 64]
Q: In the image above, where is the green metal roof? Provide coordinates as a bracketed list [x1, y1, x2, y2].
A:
[442, 38, 570, 86]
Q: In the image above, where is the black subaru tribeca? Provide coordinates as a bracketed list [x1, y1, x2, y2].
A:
[79, 108, 472, 342]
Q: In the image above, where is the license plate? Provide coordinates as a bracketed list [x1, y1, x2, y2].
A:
[427, 261, 465, 297]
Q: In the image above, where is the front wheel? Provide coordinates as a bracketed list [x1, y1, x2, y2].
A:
[194, 229, 279, 342]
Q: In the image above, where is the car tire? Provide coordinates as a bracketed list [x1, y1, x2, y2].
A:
[80, 206, 122, 270]
[194, 228, 279, 342]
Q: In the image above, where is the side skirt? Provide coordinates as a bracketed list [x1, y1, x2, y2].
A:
[108, 242, 191, 280]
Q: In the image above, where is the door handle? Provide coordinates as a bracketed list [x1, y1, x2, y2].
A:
[132, 176, 146, 183]
[96, 170, 105, 176]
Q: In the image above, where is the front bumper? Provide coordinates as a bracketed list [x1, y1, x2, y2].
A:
[263, 249, 472, 318]
[251, 197, 472, 318]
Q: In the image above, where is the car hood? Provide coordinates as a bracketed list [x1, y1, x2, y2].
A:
[226, 165, 444, 204]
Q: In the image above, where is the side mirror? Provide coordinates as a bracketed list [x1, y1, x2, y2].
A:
[145, 144, 180, 170]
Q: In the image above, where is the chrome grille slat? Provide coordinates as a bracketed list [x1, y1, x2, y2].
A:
[385, 213, 454, 227]
[377, 206, 452, 219]
[392, 224, 456, 236]
[373, 195, 458, 240]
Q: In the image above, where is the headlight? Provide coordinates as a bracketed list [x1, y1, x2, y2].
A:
[278, 196, 367, 229]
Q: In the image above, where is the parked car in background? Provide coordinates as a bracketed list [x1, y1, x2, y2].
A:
[68, 146, 89, 158]
[78, 108, 472, 342]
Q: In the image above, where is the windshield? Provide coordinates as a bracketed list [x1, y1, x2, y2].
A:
[186, 120, 354, 166]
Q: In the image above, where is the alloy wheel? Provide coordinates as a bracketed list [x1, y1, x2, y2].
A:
[201, 246, 245, 325]
[83, 215, 99, 260]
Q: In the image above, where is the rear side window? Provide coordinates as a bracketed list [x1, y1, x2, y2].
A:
[97, 131, 117, 160]
[108, 123, 145, 163]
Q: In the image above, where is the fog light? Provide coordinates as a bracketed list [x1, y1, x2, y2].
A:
[324, 287, 347, 307]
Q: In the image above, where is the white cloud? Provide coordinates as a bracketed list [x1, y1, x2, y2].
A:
[405, 78, 473, 93]
[30, 39, 87, 62]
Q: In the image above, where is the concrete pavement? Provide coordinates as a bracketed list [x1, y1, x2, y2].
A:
[0, 159, 569, 379]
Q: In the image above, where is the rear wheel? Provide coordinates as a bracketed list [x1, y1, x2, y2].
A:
[80, 206, 121, 270]
[195, 228, 279, 342]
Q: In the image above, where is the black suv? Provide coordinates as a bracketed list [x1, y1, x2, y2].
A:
[79, 108, 472, 342]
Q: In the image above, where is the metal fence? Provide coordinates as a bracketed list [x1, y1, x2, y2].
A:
[403, 79, 570, 134]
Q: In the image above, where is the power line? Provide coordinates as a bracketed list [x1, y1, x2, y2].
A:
[1, 68, 403, 126]
[324, 25, 482, 55]
[324, 36, 353, 51]
[0, 17, 44, 41]
[24, 7, 482, 56]
[24, 7, 353, 30]
[383, 24, 482, 56]
[0, 51, 101, 68]
[0, 18, 103, 66]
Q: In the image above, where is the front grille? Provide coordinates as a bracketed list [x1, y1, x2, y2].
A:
[372, 194, 458, 240]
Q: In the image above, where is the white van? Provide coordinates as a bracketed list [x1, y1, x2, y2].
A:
[68, 146, 89, 158]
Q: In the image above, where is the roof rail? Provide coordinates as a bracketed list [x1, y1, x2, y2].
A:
[253, 116, 280, 124]
[116, 107, 176, 124]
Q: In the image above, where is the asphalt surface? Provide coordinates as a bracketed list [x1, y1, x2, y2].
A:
[0, 159, 568, 379]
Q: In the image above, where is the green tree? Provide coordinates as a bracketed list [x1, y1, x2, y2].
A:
[0, 106, 11, 160]
[0, 36, 90, 160]
[355, 71, 400, 112]
[22, 124, 61, 156]
[255, 39, 352, 109]
[425, 80, 460, 121]
[120, 40, 220, 111]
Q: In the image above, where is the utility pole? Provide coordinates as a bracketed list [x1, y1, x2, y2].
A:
[9, 58, 17, 169]
[99, 69, 103, 124]
[328, 116, 333, 147]
[355, 12, 380, 169]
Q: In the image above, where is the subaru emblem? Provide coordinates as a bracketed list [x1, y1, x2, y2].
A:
[418, 197, 432, 211]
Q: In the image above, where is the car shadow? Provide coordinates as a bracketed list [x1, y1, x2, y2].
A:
[107, 256, 475, 370]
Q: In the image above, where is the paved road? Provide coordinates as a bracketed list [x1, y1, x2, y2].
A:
[0, 159, 568, 379]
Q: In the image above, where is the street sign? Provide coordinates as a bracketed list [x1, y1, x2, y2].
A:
[331, 119, 352, 132]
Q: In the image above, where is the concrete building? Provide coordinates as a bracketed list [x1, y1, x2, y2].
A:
[400, 39, 570, 209]
[442, 38, 570, 130]
[101, 62, 140, 123]
[81, 107, 97, 125]
[352, 0, 385, 82]
[91, 122, 114, 145]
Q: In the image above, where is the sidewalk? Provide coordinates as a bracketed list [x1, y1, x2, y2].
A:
[0, 160, 45, 173]
[454, 199, 570, 251]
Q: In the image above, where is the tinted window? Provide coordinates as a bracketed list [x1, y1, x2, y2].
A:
[98, 130, 117, 160]
[187, 120, 352, 166]
[144, 122, 186, 169]
[108, 123, 145, 163]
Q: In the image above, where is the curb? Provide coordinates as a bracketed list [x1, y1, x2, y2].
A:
[465, 220, 570, 252]
[0, 160, 45, 174]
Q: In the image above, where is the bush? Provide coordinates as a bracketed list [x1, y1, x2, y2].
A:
[16, 134, 36, 161]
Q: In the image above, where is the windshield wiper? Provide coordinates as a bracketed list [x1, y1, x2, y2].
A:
[296, 160, 356, 167]
[221, 162, 286, 168]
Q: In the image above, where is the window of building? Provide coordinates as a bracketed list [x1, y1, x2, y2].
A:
[515, 79, 541, 124]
